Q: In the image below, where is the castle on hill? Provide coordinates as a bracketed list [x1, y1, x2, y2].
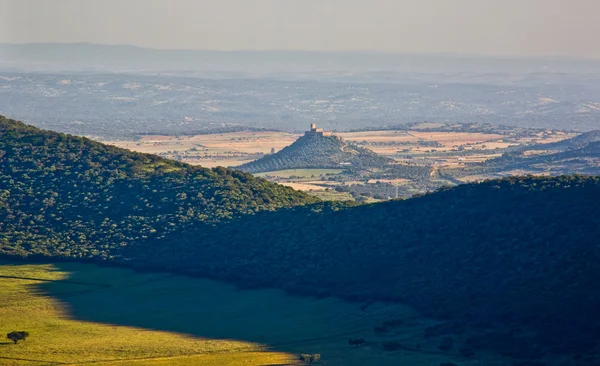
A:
[305, 123, 333, 137]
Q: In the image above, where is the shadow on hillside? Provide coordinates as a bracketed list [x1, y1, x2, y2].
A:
[29, 261, 418, 365]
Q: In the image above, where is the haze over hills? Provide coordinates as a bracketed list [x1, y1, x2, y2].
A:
[2, 70, 600, 138]
[4, 43, 600, 75]
[2, 43, 600, 137]
[2, 118, 600, 361]
[237, 124, 393, 173]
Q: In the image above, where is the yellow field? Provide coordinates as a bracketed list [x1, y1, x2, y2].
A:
[280, 182, 328, 191]
[107, 132, 299, 168]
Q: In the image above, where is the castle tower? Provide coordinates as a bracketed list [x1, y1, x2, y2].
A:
[305, 123, 331, 137]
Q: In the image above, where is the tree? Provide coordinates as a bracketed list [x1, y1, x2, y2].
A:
[7, 331, 29, 344]
[349, 338, 366, 347]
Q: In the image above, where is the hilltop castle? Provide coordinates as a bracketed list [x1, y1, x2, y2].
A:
[305, 123, 333, 137]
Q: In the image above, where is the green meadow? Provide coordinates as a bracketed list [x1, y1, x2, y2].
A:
[0, 261, 499, 366]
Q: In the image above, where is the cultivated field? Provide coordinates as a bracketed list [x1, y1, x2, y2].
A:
[107, 132, 298, 168]
[106, 129, 573, 170]
[255, 169, 343, 178]
[0, 261, 505, 366]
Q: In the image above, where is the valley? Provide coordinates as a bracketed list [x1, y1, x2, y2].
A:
[2, 117, 600, 365]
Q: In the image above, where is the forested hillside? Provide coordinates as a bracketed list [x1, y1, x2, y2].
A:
[2, 117, 600, 358]
[0, 116, 317, 258]
[237, 133, 392, 173]
[140, 175, 600, 357]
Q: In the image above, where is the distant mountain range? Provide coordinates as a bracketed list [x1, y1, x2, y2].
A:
[2, 44, 600, 135]
[3, 43, 600, 75]
[237, 125, 392, 173]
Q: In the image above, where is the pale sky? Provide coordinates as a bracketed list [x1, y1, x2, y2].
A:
[1, 0, 599, 58]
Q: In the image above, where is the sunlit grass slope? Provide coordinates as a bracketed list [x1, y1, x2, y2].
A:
[0, 262, 293, 365]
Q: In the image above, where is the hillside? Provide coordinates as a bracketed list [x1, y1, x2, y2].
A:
[528, 130, 600, 151]
[143, 175, 600, 358]
[499, 141, 600, 173]
[236, 130, 393, 173]
[446, 140, 600, 178]
[2, 118, 600, 359]
[0, 116, 317, 259]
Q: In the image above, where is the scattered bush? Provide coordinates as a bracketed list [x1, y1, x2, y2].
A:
[438, 337, 454, 352]
[458, 345, 475, 357]
[374, 326, 389, 334]
[348, 338, 366, 347]
[382, 318, 404, 328]
[7, 331, 29, 344]
[382, 341, 403, 351]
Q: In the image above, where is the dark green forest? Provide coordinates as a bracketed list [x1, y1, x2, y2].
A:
[2, 117, 600, 358]
[0, 116, 317, 259]
[133, 175, 600, 357]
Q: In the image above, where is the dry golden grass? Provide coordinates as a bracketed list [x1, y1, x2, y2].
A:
[280, 182, 328, 191]
[110, 132, 298, 156]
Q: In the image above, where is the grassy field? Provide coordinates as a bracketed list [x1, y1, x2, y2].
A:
[0, 261, 501, 366]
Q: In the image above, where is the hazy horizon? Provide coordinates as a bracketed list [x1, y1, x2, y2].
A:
[1, 0, 600, 59]
[3, 41, 600, 61]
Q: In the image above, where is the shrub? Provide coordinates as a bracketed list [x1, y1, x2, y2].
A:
[7, 331, 29, 344]
[382, 341, 403, 351]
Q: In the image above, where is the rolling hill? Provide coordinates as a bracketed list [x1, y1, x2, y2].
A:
[452, 140, 600, 177]
[138, 175, 600, 358]
[236, 128, 393, 173]
[441, 132, 600, 179]
[2, 117, 600, 359]
[528, 130, 600, 151]
[0, 116, 317, 259]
